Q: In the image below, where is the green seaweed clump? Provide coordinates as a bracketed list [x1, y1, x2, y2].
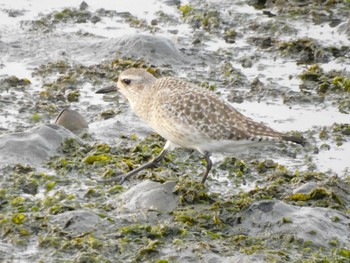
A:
[174, 178, 215, 205]
[0, 76, 31, 91]
[53, 8, 100, 24]
[111, 58, 160, 78]
[122, 13, 151, 30]
[332, 123, 350, 136]
[317, 123, 350, 147]
[223, 28, 237, 43]
[100, 109, 118, 119]
[116, 223, 183, 261]
[179, 5, 193, 16]
[299, 64, 324, 82]
[31, 113, 41, 123]
[278, 38, 327, 64]
[217, 157, 250, 180]
[299, 64, 350, 113]
[289, 187, 343, 208]
[179, 5, 221, 32]
[299, 64, 350, 95]
[83, 155, 111, 165]
[67, 90, 80, 102]
[332, 76, 350, 92]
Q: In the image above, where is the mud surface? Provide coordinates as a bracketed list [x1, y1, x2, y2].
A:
[1, 0, 350, 262]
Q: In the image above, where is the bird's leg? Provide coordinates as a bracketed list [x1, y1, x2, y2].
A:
[201, 151, 212, 184]
[97, 141, 170, 184]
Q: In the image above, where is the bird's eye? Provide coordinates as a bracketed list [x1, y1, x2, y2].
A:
[122, 78, 131, 85]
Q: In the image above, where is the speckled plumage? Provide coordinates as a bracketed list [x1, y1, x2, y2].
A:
[117, 68, 292, 154]
[97, 68, 304, 184]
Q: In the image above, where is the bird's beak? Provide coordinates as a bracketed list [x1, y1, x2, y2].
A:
[95, 85, 118, 94]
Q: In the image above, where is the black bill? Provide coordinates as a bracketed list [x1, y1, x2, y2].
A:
[95, 86, 118, 94]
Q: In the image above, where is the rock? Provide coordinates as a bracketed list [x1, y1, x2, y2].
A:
[89, 112, 153, 145]
[50, 210, 107, 236]
[201, 252, 263, 263]
[55, 108, 88, 134]
[118, 180, 178, 212]
[293, 182, 318, 194]
[229, 200, 350, 248]
[0, 124, 79, 167]
[337, 19, 350, 37]
[114, 34, 188, 66]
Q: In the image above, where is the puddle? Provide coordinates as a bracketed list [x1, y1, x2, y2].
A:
[0, 62, 33, 78]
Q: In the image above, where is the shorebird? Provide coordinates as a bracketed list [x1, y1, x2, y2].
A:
[96, 68, 305, 184]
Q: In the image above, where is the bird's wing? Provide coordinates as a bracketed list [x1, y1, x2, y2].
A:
[156, 79, 283, 141]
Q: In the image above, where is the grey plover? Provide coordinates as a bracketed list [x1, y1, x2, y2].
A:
[96, 68, 305, 184]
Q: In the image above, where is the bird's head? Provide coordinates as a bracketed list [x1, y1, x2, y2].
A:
[96, 68, 156, 108]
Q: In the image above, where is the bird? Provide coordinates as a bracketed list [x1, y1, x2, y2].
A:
[96, 68, 305, 184]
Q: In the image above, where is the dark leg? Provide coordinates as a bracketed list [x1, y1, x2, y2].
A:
[98, 148, 168, 184]
[201, 151, 212, 184]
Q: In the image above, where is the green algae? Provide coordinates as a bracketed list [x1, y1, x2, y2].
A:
[179, 5, 193, 16]
[118, 224, 182, 239]
[338, 248, 350, 257]
[287, 185, 344, 209]
[223, 28, 237, 43]
[138, 239, 161, 258]
[332, 123, 350, 136]
[199, 81, 217, 91]
[299, 64, 350, 113]
[67, 90, 80, 102]
[256, 159, 279, 173]
[179, 5, 221, 32]
[11, 213, 26, 224]
[123, 13, 152, 30]
[299, 64, 324, 82]
[115, 224, 185, 261]
[317, 123, 350, 148]
[281, 217, 293, 224]
[45, 181, 56, 192]
[218, 157, 249, 178]
[299, 64, 350, 95]
[174, 178, 215, 205]
[83, 155, 111, 165]
[249, 0, 348, 16]
[289, 187, 330, 201]
[278, 38, 326, 64]
[0, 75, 31, 91]
[25, 3, 104, 31]
[332, 76, 350, 92]
[52, 7, 101, 24]
[46, 133, 168, 183]
[31, 112, 41, 122]
[100, 109, 118, 119]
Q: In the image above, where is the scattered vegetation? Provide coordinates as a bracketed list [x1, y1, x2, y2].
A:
[299, 64, 350, 113]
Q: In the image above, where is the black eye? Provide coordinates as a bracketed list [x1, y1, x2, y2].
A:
[122, 78, 131, 85]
